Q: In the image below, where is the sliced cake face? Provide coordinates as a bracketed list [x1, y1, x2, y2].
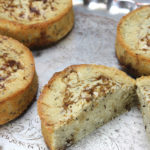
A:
[136, 77, 150, 140]
[120, 6, 150, 54]
[0, 0, 72, 24]
[0, 36, 35, 101]
[38, 64, 136, 150]
[39, 65, 129, 126]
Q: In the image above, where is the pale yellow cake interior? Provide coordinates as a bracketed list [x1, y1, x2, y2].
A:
[39, 65, 136, 150]
[136, 78, 150, 140]
[40, 66, 135, 129]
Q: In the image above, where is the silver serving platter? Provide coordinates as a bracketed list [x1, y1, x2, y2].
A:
[0, 1, 150, 150]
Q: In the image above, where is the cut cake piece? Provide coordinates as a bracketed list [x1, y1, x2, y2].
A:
[136, 76, 150, 140]
[38, 64, 136, 150]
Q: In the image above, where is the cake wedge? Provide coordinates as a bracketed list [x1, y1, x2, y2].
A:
[136, 76, 150, 140]
[38, 64, 136, 150]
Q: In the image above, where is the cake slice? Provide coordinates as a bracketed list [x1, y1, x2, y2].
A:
[0, 0, 74, 48]
[0, 35, 38, 125]
[116, 5, 150, 76]
[136, 76, 150, 140]
[38, 64, 136, 150]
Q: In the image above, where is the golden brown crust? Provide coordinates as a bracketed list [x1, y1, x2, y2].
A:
[0, 1, 74, 48]
[116, 5, 150, 77]
[0, 35, 38, 125]
[41, 122, 55, 150]
[0, 72, 38, 125]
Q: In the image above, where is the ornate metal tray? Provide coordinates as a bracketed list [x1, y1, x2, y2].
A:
[0, 6, 149, 150]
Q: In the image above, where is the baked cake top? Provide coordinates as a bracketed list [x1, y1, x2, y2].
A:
[0, 35, 35, 102]
[119, 6, 150, 56]
[38, 64, 135, 128]
[0, 0, 72, 24]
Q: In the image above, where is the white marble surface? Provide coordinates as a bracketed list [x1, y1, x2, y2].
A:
[0, 6, 150, 150]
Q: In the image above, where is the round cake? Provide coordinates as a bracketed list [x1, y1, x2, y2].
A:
[116, 6, 150, 76]
[0, 0, 74, 48]
[0, 35, 38, 125]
